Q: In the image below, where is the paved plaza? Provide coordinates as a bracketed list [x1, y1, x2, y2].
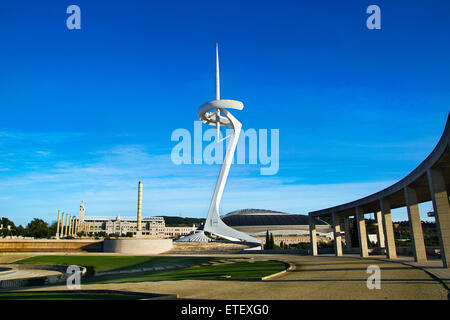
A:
[3, 253, 448, 300]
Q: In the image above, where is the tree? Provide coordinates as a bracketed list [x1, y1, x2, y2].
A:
[1, 217, 15, 229]
[162, 216, 205, 227]
[16, 225, 26, 237]
[0, 228, 10, 238]
[1, 217, 14, 237]
[265, 230, 270, 249]
[96, 231, 108, 238]
[25, 218, 51, 238]
[269, 233, 275, 249]
[1, 218, 28, 238]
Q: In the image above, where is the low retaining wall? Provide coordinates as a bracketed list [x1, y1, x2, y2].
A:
[0, 240, 103, 252]
[343, 246, 440, 256]
[241, 249, 308, 254]
[170, 242, 250, 253]
[103, 239, 173, 254]
[242, 246, 441, 256]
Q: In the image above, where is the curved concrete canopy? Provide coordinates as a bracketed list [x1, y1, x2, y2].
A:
[198, 100, 244, 127]
[309, 113, 450, 217]
[198, 99, 244, 118]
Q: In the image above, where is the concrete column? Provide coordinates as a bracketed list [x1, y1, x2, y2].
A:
[309, 216, 318, 256]
[67, 217, 71, 236]
[332, 212, 343, 256]
[68, 217, 73, 237]
[355, 207, 369, 257]
[137, 181, 143, 231]
[56, 210, 61, 239]
[404, 186, 427, 262]
[64, 213, 68, 237]
[375, 211, 385, 248]
[427, 168, 450, 268]
[343, 216, 352, 249]
[74, 219, 78, 237]
[380, 198, 397, 259]
[60, 212, 65, 238]
[64, 214, 69, 237]
[73, 219, 77, 236]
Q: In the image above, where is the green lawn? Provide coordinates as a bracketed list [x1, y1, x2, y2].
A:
[13, 255, 287, 284]
[0, 291, 150, 300]
[86, 260, 287, 284]
[14, 255, 220, 273]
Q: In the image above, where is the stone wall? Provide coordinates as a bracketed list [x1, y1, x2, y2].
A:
[103, 239, 173, 254]
[0, 240, 103, 252]
[169, 242, 250, 253]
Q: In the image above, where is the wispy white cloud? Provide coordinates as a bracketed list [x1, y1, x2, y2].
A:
[0, 141, 434, 226]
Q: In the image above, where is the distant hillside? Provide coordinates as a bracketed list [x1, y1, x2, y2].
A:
[161, 216, 205, 227]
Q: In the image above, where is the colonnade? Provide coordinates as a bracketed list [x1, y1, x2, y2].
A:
[55, 211, 86, 239]
[309, 168, 450, 268]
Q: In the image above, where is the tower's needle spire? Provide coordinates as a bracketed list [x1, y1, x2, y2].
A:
[215, 42, 220, 100]
[215, 42, 221, 141]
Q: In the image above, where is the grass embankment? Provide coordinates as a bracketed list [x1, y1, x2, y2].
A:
[86, 260, 287, 284]
[15, 256, 219, 272]
[13, 255, 287, 283]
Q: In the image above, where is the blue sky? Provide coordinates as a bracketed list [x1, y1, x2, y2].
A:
[0, 0, 449, 226]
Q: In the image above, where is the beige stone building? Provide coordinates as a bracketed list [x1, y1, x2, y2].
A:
[256, 235, 331, 246]
[82, 215, 196, 239]
[164, 226, 199, 238]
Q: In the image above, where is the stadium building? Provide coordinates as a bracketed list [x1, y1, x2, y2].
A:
[221, 209, 333, 245]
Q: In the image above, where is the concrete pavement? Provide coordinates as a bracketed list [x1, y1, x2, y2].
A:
[10, 253, 449, 300]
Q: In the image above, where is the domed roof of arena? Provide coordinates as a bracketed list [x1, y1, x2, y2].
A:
[221, 209, 328, 226]
[174, 230, 211, 242]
